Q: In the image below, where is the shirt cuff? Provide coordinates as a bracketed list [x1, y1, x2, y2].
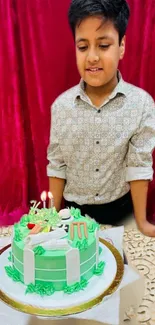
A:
[126, 166, 153, 182]
[47, 166, 66, 179]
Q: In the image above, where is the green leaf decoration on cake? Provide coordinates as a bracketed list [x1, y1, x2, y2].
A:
[63, 277, 88, 294]
[5, 266, 14, 278]
[80, 277, 88, 289]
[25, 283, 36, 294]
[30, 208, 48, 223]
[82, 238, 88, 250]
[70, 207, 81, 219]
[63, 285, 75, 294]
[29, 206, 61, 227]
[75, 241, 82, 250]
[33, 246, 45, 256]
[5, 266, 21, 282]
[36, 283, 55, 296]
[88, 222, 97, 232]
[74, 239, 88, 251]
[26, 282, 55, 296]
[8, 252, 12, 262]
[52, 207, 58, 217]
[20, 215, 31, 227]
[14, 228, 23, 242]
[19, 201, 62, 228]
[49, 207, 61, 226]
[93, 261, 106, 276]
[14, 223, 19, 229]
[44, 283, 55, 296]
[74, 283, 81, 292]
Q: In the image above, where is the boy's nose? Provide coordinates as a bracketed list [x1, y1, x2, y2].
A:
[87, 50, 99, 64]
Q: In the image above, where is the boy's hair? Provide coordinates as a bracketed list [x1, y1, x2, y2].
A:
[68, 0, 130, 44]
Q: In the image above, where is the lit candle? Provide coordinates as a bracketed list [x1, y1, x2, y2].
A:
[48, 191, 54, 208]
[40, 191, 47, 208]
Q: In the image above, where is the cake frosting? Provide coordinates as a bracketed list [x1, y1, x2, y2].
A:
[5, 202, 105, 296]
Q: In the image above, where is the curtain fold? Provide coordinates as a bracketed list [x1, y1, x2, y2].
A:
[0, 0, 155, 226]
[0, 0, 28, 225]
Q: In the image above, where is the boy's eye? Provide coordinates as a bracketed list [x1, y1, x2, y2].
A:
[99, 44, 110, 49]
[77, 44, 110, 51]
[78, 46, 88, 51]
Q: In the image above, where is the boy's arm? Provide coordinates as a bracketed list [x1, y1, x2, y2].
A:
[126, 93, 155, 237]
[130, 180, 155, 237]
[47, 102, 66, 211]
[49, 177, 65, 211]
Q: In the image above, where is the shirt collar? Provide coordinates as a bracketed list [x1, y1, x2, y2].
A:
[74, 70, 128, 104]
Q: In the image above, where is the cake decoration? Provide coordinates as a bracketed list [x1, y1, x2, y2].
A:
[29, 224, 42, 235]
[14, 228, 23, 242]
[63, 277, 88, 294]
[95, 228, 99, 266]
[41, 238, 71, 251]
[66, 248, 80, 285]
[23, 247, 35, 285]
[24, 228, 67, 246]
[4, 191, 106, 297]
[59, 208, 71, 220]
[42, 225, 51, 233]
[70, 207, 81, 219]
[74, 238, 88, 250]
[8, 251, 12, 262]
[26, 282, 55, 297]
[70, 221, 88, 240]
[33, 246, 45, 256]
[93, 261, 106, 276]
[58, 223, 69, 233]
[27, 223, 36, 230]
[5, 266, 21, 282]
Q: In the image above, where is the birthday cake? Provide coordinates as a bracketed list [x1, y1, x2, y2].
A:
[5, 198, 105, 297]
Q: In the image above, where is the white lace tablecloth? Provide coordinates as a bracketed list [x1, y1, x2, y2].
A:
[124, 229, 155, 324]
[0, 226, 155, 324]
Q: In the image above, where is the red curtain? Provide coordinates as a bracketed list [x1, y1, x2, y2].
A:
[0, 0, 155, 226]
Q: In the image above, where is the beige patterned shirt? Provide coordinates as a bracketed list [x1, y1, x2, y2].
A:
[47, 73, 155, 205]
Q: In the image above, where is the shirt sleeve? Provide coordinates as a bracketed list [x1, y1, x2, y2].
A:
[47, 102, 66, 179]
[126, 93, 155, 182]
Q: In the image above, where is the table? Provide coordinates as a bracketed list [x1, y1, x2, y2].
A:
[0, 226, 155, 324]
[124, 228, 155, 324]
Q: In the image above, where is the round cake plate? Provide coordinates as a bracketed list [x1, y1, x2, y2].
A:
[0, 238, 124, 317]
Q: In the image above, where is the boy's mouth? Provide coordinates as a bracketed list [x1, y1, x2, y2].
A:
[86, 67, 103, 73]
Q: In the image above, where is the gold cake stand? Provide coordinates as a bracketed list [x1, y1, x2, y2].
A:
[0, 238, 124, 317]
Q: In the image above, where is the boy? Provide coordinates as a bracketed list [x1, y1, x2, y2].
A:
[47, 0, 155, 237]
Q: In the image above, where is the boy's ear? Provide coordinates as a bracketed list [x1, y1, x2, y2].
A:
[120, 36, 126, 60]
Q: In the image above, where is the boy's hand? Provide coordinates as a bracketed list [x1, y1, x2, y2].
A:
[130, 180, 155, 237]
[138, 220, 155, 237]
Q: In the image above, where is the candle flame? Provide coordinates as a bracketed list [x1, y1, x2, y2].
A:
[40, 191, 47, 201]
[48, 191, 53, 199]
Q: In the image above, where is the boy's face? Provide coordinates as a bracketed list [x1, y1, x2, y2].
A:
[75, 16, 125, 89]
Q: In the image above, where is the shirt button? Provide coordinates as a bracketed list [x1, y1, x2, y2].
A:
[96, 193, 99, 196]
[96, 169, 99, 172]
[97, 109, 101, 113]
[96, 141, 100, 144]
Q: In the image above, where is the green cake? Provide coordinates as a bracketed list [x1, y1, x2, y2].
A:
[5, 201, 105, 296]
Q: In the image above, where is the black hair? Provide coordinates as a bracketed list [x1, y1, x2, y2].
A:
[68, 0, 130, 44]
